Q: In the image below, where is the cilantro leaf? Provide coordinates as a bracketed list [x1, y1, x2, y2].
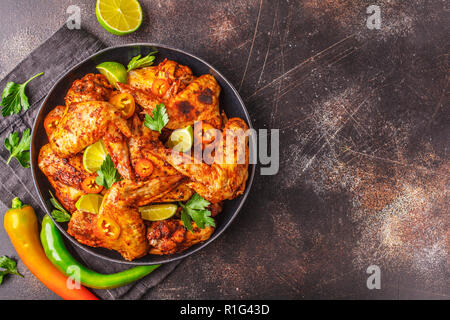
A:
[49, 191, 71, 222]
[0, 256, 23, 285]
[179, 193, 215, 232]
[189, 208, 215, 229]
[51, 210, 71, 222]
[180, 210, 193, 232]
[96, 155, 121, 189]
[4, 128, 31, 168]
[186, 193, 211, 210]
[144, 104, 169, 133]
[1, 72, 44, 117]
[127, 51, 158, 72]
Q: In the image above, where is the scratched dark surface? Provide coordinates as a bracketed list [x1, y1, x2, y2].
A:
[0, 0, 448, 300]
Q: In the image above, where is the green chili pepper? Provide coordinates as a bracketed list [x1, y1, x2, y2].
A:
[40, 215, 159, 289]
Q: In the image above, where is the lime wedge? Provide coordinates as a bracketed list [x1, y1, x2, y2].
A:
[96, 61, 127, 88]
[83, 140, 108, 173]
[167, 125, 194, 152]
[139, 204, 178, 221]
[76, 194, 104, 214]
[96, 0, 143, 36]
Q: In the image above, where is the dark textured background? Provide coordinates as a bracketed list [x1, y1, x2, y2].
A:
[0, 0, 448, 299]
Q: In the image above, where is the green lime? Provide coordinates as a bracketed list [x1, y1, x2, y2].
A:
[83, 140, 108, 173]
[166, 125, 194, 152]
[76, 194, 104, 214]
[96, 61, 127, 88]
[96, 0, 143, 36]
[139, 204, 178, 221]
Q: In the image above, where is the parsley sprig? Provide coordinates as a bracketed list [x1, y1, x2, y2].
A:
[0, 256, 23, 285]
[49, 191, 71, 222]
[179, 193, 215, 232]
[96, 155, 121, 189]
[1, 72, 44, 117]
[144, 104, 169, 133]
[4, 128, 31, 168]
[127, 51, 158, 72]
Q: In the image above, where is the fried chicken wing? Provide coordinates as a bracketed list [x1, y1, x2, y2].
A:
[120, 72, 221, 130]
[49, 182, 85, 213]
[128, 59, 194, 94]
[118, 59, 194, 110]
[49, 101, 134, 180]
[38, 144, 89, 212]
[165, 74, 222, 130]
[49, 101, 130, 156]
[103, 124, 134, 181]
[128, 115, 194, 202]
[44, 105, 65, 138]
[68, 210, 100, 247]
[147, 219, 214, 255]
[65, 73, 113, 106]
[68, 176, 184, 261]
[148, 118, 249, 203]
[117, 82, 162, 111]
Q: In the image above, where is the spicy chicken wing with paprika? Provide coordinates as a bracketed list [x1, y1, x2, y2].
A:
[39, 55, 249, 261]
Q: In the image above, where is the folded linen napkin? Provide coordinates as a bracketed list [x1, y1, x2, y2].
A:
[0, 26, 181, 300]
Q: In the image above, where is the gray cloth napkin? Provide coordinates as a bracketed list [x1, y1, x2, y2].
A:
[0, 26, 181, 300]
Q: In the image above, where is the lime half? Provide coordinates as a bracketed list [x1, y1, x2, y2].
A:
[96, 0, 143, 36]
[96, 61, 127, 88]
[139, 204, 178, 221]
[76, 194, 104, 214]
[167, 126, 194, 153]
[83, 140, 108, 173]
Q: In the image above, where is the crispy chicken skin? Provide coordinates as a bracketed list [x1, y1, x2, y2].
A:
[47, 180, 85, 213]
[147, 219, 214, 255]
[57, 74, 133, 180]
[164, 74, 222, 130]
[127, 59, 194, 94]
[209, 202, 223, 217]
[38, 144, 88, 212]
[49, 101, 134, 180]
[68, 210, 100, 247]
[49, 101, 131, 157]
[65, 73, 113, 106]
[102, 125, 135, 181]
[120, 73, 222, 130]
[118, 59, 195, 110]
[148, 118, 249, 203]
[117, 82, 162, 111]
[68, 176, 184, 261]
[44, 105, 65, 138]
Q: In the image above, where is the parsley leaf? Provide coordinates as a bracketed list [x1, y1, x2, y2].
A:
[144, 104, 169, 133]
[4, 128, 31, 168]
[49, 191, 71, 222]
[127, 51, 158, 72]
[179, 193, 215, 232]
[0, 256, 23, 285]
[96, 155, 121, 189]
[1, 72, 44, 117]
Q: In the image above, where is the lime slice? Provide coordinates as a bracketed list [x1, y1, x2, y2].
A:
[76, 194, 104, 214]
[139, 204, 178, 221]
[83, 140, 108, 173]
[167, 126, 194, 152]
[96, 61, 127, 88]
[96, 0, 143, 36]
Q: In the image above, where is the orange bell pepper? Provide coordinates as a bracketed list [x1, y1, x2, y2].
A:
[4, 197, 98, 300]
